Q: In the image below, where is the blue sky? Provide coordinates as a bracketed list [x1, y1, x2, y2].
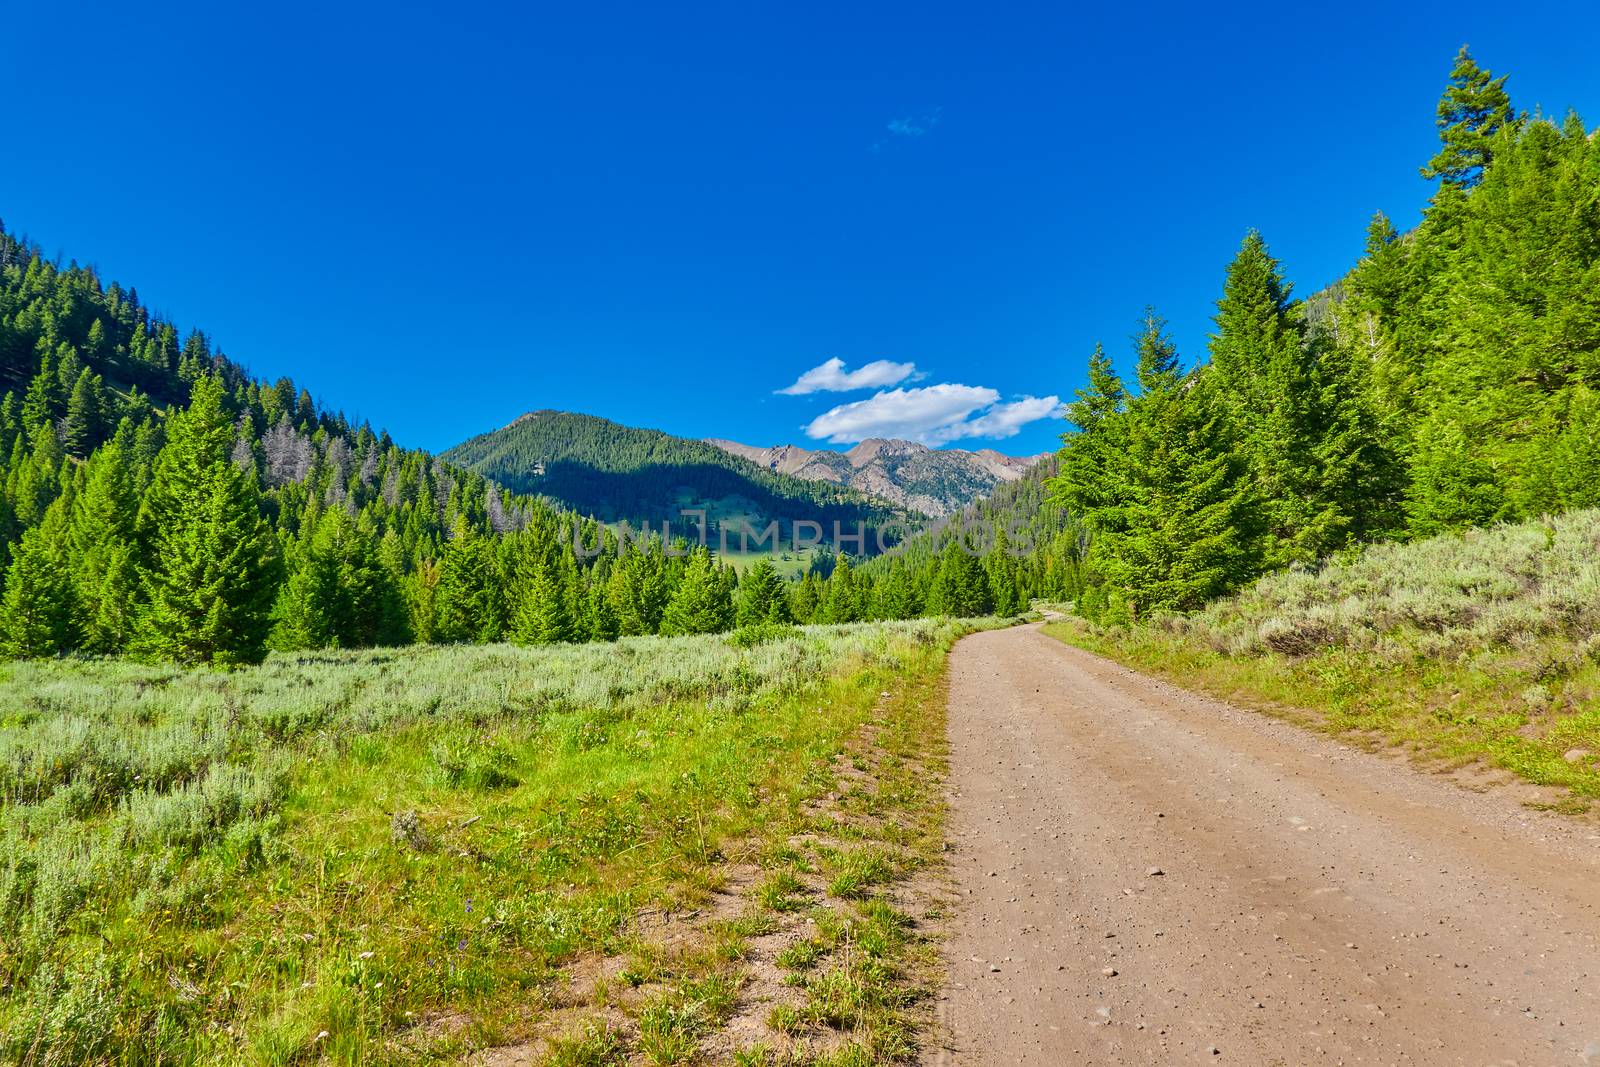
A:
[5, 1, 1598, 457]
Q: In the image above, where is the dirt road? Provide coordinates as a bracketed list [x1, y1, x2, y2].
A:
[931, 624, 1600, 1065]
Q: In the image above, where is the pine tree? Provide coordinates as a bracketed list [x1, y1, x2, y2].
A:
[0, 392, 19, 460]
[985, 529, 1025, 616]
[819, 555, 863, 623]
[871, 560, 923, 620]
[8, 424, 64, 530]
[1092, 374, 1263, 618]
[930, 539, 992, 618]
[0, 501, 76, 657]
[1209, 232, 1383, 566]
[1053, 343, 1130, 535]
[509, 537, 578, 644]
[585, 577, 619, 641]
[67, 438, 139, 652]
[434, 519, 504, 643]
[1421, 46, 1515, 188]
[790, 571, 821, 624]
[375, 528, 415, 645]
[660, 547, 734, 635]
[270, 507, 393, 649]
[1132, 307, 1181, 394]
[62, 368, 102, 456]
[1405, 418, 1508, 537]
[406, 557, 442, 644]
[1071, 343, 1125, 431]
[20, 351, 63, 430]
[608, 547, 670, 636]
[736, 559, 789, 625]
[136, 375, 280, 666]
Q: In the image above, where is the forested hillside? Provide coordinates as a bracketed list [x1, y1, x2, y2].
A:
[0, 231, 1013, 666]
[444, 410, 913, 545]
[847, 456, 1082, 615]
[1052, 48, 1600, 622]
[0, 232, 818, 664]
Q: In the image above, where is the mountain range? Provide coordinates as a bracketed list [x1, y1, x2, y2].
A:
[441, 411, 915, 550]
[707, 437, 1047, 518]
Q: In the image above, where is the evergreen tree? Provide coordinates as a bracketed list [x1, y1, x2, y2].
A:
[1404, 418, 1508, 537]
[819, 555, 863, 624]
[509, 537, 578, 644]
[736, 559, 789, 625]
[136, 375, 280, 666]
[660, 547, 734, 635]
[375, 528, 415, 645]
[871, 560, 923, 620]
[405, 558, 442, 644]
[1053, 343, 1129, 537]
[434, 519, 504, 643]
[930, 539, 992, 618]
[984, 529, 1025, 617]
[1132, 307, 1181, 394]
[1421, 46, 1515, 188]
[20, 351, 63, 430]
[585, 577, 620, 641]
[0, 502, 76, 658]
[1209, 231, 1382, 566]
[1091, 375, 1263, 619]
[1054, 310, 1272, 618]
[790, 571, 821, 624]
[271, 507, 393, 649]
[608, 547, 670, 636]
[67, 438, 139, 652]
[62, 368, 102, 456]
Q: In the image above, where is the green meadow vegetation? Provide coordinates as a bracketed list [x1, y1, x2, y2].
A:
[1048, 510, 1600, 809]
[0, 617, 979, 1064]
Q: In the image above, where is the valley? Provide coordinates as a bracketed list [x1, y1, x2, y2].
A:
[2, 25, 1600, 1067]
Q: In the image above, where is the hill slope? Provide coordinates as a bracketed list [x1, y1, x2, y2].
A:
[443, 411, 918, 548]
[1053, 509, 1600, 804]
[707, 437, 1045, 518]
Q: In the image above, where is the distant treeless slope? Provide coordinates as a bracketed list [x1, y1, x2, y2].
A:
[707, 437, 1046, 518]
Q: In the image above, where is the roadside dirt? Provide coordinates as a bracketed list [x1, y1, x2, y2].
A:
[929, 624, 1600, 1065]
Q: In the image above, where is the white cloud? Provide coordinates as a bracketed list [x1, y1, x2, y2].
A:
[801, 384, 1065, 446]
[950, 395, 1068, 442]
[777, 357, 917, 396]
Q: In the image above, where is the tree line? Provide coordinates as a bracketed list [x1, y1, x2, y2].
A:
[1051, 47, 1600, 622]
[0, 234, 1025, 662]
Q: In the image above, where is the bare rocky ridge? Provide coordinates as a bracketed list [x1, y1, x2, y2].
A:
[931, 624, 1600, 1065]
[707, 437, 1046, 518]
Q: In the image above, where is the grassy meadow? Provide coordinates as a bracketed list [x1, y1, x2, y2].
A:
[0, 618, 981, 1065]
[1048, 509, 1600, 809]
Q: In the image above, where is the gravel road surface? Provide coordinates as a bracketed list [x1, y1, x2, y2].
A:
[931, 624, 1600, 1065]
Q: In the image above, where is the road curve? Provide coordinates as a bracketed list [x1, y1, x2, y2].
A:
[929, 624, 1600, 1065]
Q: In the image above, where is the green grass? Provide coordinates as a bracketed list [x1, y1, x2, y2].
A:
[754, 870, 809, 913]
[820, 846, 898, 900]
[717, 547, 822, 579]
[0, 619, 970, 1064]
[1047, 510, 1600, 803]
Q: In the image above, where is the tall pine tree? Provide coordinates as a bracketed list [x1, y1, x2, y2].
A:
[68, 436, 140, 652]
[136, 375, 280, 666]
[1421, 46, 1516, 188]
